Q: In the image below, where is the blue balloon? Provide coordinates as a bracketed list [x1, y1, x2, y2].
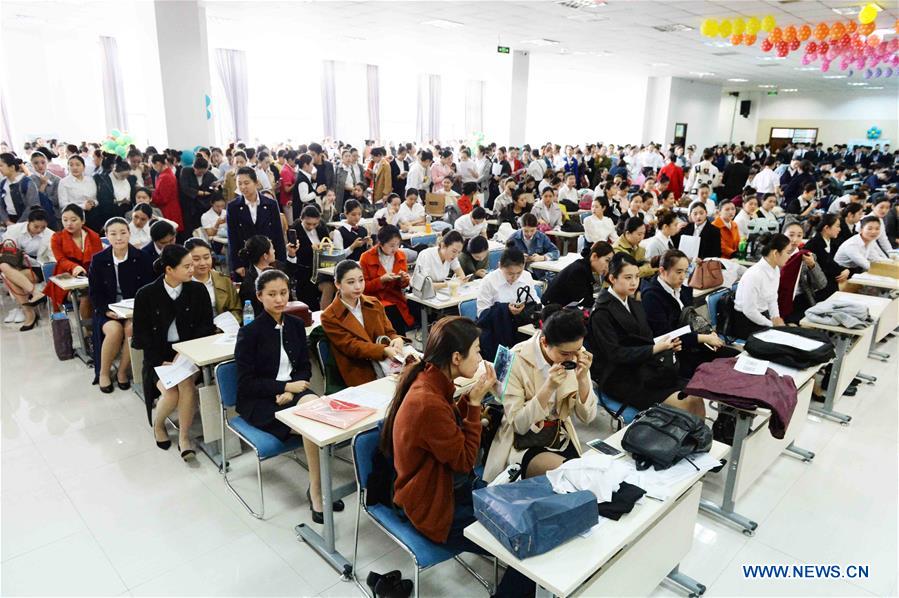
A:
[181, 149, 195, 167]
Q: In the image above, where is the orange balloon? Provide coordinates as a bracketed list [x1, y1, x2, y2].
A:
[846, 20, 857, 34]
[814, 22, 829, 40]
[830, 21, 845, 39]
[744, 33, 757, 46]
[860, 21, 876, 35]
[731, 33, 744, 45]
[895, 18, 898, 35]
[867, 34, 881, 47]
[785, 25, 797, 41]
[771, 26, 783, 42]
[798, 24, 811, 41]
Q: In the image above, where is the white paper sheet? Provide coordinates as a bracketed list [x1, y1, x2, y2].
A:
[213, 312, 240, 335]
[678, 235, 700, 261]
[109, 298, 135, 310]
[734, 353, 769, 376]
[623, 452, 722, 501]
[326, 385, 393, 410]
[766, 362, 803, 381]
[653, 325, 692, 345]
[154, 353, 199, 390]
[213, 332, 238, 346]
[310, 310, 323, 327]
[753, 329, 824, 352]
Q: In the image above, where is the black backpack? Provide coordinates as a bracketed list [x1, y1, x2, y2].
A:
[621, 404, 712, 471]
[714, 288, 737, 341]
[744, 328, 835, 369]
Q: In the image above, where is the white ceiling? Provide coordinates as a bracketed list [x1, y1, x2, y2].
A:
[4, 0, 899, 94]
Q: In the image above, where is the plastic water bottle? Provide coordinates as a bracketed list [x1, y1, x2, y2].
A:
[425, 214, 432, 234]
[242, 300, 254, 325]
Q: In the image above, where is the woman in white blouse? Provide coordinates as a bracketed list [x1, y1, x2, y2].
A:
[475, 247, 540, 316]
[756, 193, 779, 222]
[583, 197, 617, 244]
[734, 196, 759, 238]
[57, 155, 97, 212]
[412, 230, 466, 290]
[733, 233, 791, 338]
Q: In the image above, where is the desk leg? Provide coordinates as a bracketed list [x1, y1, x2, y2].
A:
[785, 441, 815, 462]
[667, 566, 707, 597]
[295, 443, 354, 580]
[69, 289, 92, 365]
[194, 364, 225, 470]
[535, 584, 555, 598]
[809, 335, 852, 425]
[420, 305, 430, 346]
[699, 410, 758, 536]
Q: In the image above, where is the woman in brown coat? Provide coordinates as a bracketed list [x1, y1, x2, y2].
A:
[320, 259, 404, 387]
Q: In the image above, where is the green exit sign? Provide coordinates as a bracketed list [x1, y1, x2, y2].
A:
[497, 46, 510, 54]
[767, 90, 778, 96]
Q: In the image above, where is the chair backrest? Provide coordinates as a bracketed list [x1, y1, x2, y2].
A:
[459, 298, 477, 320]
[487, 248, 502, 271]
[352, 426, 381, 490]
[41, 262, 57, 286]
[579, 211, 590, 224]
[705, 288, 728, 329]
[533, 281, 543, 299]
[415, 233, 438, 246]
[215, 361, 239, 409]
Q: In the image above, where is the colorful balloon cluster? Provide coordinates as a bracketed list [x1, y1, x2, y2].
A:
[700, 14, 773, 47]
[867, 126, 882, 140]
[101, 129, 133, 159]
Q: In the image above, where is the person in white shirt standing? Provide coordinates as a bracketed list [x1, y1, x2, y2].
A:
[750, 157, 780, 198]
[733, 232, 791, 338]
[405, 150, 432, 196]
[526, 148, 546, 182]
[456, 148, 479, 184]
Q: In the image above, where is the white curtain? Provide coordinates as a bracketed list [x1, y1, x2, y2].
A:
[0, 85, 15, 153]
[465, 80, 485, 135]
[321, 60, 337, 139]
[366, 64, 380, 141]
[215, 48, 249, 142]
[415, 74, 426, 142]
[99, 36, 128, 133]
[428, 74, 441, 142]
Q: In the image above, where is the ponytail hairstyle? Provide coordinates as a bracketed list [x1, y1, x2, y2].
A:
[655, 210, 678, 230]
[608, 251, 638, 278]
[440, 229, 464, 248]
[153, 244, 190, 276]
[757, 233, 790, 257]
[380, 316, 481, 456]
[816, 212, 839, 233]
[584, 240, 613, 260]
[237, 234, 272, 266]
[0, 152, 24, 172]
[623, 216, 645, 235]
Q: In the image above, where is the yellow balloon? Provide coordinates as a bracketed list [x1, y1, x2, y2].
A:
[718, 19, 733, 38]
[761, 14, 776, 33]
[859, 3, 878, 25]
[733, 18, 746, 35]
[746, 16, 761, 35]
[701, 18, 718, 37]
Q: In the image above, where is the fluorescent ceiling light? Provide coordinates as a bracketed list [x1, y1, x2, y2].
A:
[781, 88, 798, 92]
[823, 75, 847, 79]
[758, 84, 776, 88]
[867, 86, 885, 89]
[831, 6, 859, 15]
[727, 78, 749, 82]
[794, 67, 818, 71]
[557, 0, 607, 8]
[521, 38, 560, 46]
[653, 24, 694, 32]
[649, 62, 671, 67]
[689, 71, 715, 77]
[421, 19, 464, 29]
[848, 82, 869, 86]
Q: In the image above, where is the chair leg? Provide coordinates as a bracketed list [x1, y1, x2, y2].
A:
[414, 566, 420, 598]
[222, 446, 265, 519]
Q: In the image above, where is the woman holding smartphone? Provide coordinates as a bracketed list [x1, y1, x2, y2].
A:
[359, 225, 414, 334]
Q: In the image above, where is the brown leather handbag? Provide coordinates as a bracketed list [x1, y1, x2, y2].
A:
[689, 259, 724, 290]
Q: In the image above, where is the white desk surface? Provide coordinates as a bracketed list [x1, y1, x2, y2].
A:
[800, 291, 890, 336]
[50, 275, 89, 291]
[173, 333, 235, 368]
[545, 229, 582, 238]
[463, 429, 730, 598]
[405, 279, 483, 310]
[326, 218, 374, 229]
[690, 284, 724, 299]
[518, 324, 538, 337]
[275, 376, 397, 447]
[849, 274, 899, 291]
[530, 253, 579, 273]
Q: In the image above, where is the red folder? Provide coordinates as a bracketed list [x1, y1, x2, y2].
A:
[293, 397, 377, 429]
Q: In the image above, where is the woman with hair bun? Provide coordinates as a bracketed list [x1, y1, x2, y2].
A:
[87, 156, 136, 232]
[0, 152, 41, 224]
[732, 232, 792, 338]
[44, 203, 104, 314]
[132, 244, 215, 458]
[57, 154, 98, 213]
[236, 234, 298, 316]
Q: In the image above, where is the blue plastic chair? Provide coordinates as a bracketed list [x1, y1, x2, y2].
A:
[316, 337, 346, 394]
[459, 298, 477, 321]
[706, 287, 745, 346]
[215, 361, 302, 519]
[599, 392, 640, 430]
[579, 211, 590, 224]
[487, 248, 502, 271]
[414, 233, 438, 247]
[351, 427, 494, 597]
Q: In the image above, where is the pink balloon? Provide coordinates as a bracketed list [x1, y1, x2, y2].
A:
[801, 53, 812, 65]
[871, 57, 881, 67]
[857, 57, 867, 69]
[827, 48, 838, 60]
[840, 57, 851, 70]
[892, 55, 899, 67]
[821, 60, 831, 72]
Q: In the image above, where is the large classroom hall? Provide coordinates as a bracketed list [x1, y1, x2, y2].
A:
[1, 1, 897, 597]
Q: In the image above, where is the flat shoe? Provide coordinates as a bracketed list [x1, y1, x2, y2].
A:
[178, 442, 196, 461]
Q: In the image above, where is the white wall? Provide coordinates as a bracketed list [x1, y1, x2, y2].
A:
[643, 76, 670, 146]
[717, 91, 761, 146]
[665, 78, 722, 150]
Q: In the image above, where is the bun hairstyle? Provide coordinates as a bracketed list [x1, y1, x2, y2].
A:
[103, 216, 129, 232]
[61, 203, 85, 220]
[334, 259, 362, 283]
[608, 252, 638, 277]
[255, 268, 289, 293]
[499, 246, 526, 267]
[541, 304, 586, 346]
[816, 213, 840, 232]
[153, 244, 189, 276]
[237, 234, 272, 265]
[583, 240, 613, 260]
[659, 248, 688, 270]
[655, 210, 678, 229]
[465, 235, 489, 255]
[0, 153, 24, 170]
[757, 233, 790, 257]
[300, 204, 321, 220]
[184, 237, 212, 252]
[377, 224, 402, 246]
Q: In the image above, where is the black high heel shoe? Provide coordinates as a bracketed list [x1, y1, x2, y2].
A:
[19, 312, 39, 332]
[24, 294, 46, 308]
[306, 487, 345, 524]
[154, 427, 171, 450]
[116, 377, 131, 391]
[99, 380, 114, 394]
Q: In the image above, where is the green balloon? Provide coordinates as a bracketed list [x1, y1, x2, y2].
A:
[110, 129, 121, 138]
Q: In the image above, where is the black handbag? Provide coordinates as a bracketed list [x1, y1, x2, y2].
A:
[678, 305, 713, 335]
[512, 285, 541, 327]
[621, 404, 712, 470]
[513, 420, 561, 451]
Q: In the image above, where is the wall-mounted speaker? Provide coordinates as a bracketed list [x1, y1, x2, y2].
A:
[740, 100, 751, 118]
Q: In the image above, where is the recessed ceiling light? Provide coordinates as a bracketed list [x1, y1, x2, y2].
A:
[867, 86, 885, 89]
[848, 82, 869, 86]
[823, 75, 847, 79]
[421, 19, 464, 29]
[689, 71, 715, 77]
[794, 67, 818, 71]
[649, 62, 670, 67]
[781, 88, 798, 92]
[728, 78, 749, 82]
[758, 84, 776, 88]
[831, 6, 859, 15]
[521, 38, 560, 46]
[704, 41, 732, 48]
[653, 24, 694, 33]
[758, 56, 787, 61]
[557, 0, 606, 8]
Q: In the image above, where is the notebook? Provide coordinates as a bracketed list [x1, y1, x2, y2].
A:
[293, 397, 377, 429]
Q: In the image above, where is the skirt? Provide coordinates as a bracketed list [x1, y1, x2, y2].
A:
[250, 389, 317, 442]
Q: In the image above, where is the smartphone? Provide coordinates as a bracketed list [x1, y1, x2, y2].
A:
[587, 438, 623, 458]
[287, 229, 298, 246]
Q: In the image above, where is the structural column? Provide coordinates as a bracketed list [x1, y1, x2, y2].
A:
[154, 0, 214, 148]
[508, 50, 530, 147]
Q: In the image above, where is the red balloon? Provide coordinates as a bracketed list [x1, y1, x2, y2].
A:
[789, 39, 801, 51]
[761, 38, 774, 52]
[818, 41, 829, 54]
[806, 40, 818, 53]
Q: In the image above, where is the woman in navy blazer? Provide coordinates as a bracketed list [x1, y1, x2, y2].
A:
[234, 269, 344, 523]
[226, 167, 286, 278]
[88, 217, 154, 392]
[641, 250, 737, 378]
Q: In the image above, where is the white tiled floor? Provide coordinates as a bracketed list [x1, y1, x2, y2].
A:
[1, 307, 896, 597]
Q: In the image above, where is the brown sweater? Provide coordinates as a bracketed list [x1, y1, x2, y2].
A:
[392, 364, 481, 543]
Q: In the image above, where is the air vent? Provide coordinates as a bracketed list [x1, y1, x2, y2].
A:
[653, 23, 694, 32]
[712, 51, 739, 56]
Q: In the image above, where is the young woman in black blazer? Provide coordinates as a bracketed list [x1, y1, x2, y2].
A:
[290, 204, 335, 309]
[541, 241, 613, 309]
[834, 203, 864, 253]
[641, 250, 737, 378]
[673, 201, 722, 259]
[88, 217, 154, 392]
[805, 213, 850, 300]
[589, 253, 705, 416]
[132, 244, 215, 459]
[233, 269, 344, 524]
[238, 234, 298, 316]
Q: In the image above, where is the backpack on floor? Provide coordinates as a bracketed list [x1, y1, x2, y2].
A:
[51, 311, 75, 360]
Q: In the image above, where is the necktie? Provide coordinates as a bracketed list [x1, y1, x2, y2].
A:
[350, 167, 357, 185]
